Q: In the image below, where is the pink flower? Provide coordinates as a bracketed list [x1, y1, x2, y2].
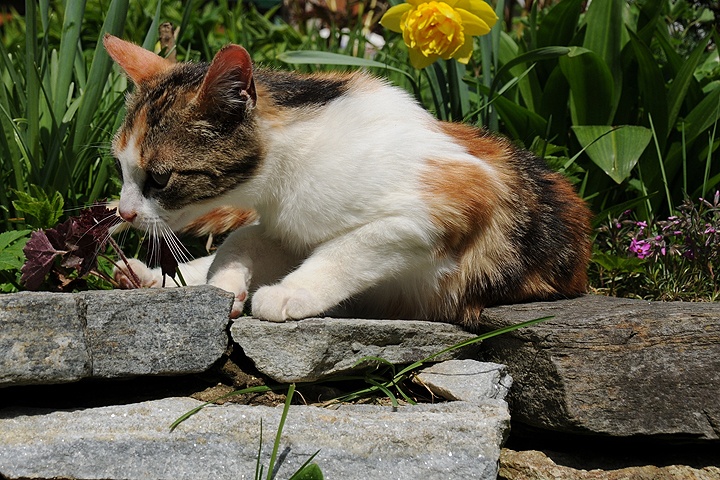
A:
[629, 238, 652, 259]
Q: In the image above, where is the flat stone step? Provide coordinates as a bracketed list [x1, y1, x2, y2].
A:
[0, 397, 510, 480]
[232, 317, 480, 383]
[0, 286, 232, 386]
[479, 294, 720, 441]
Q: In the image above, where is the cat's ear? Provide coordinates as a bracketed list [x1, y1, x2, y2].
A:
[196, 44, 257, 113]
[103, 34, 173, 84]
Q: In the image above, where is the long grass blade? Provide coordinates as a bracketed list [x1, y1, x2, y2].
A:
[267, 383, 295, 480]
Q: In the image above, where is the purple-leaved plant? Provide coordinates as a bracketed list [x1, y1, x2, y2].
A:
[20, 203, 179, 291]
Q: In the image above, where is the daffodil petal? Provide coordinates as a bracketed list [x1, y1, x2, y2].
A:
[380, 3, 413, 32]
[452, 36, 475, 64]
[408, 47, 438, 69]
[457, 8, 491, 36]
[457, 0, 497, 19]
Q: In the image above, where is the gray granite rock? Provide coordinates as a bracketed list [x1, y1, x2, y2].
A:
[479, 295, 720, 441]
[0, 292, 90, 386]
[0, 286, 233, 386]
[232, 317, 480, 383]
[0, 397, 510, 480]
[414, 359, 512, 402]
[79, 287, 232, 377]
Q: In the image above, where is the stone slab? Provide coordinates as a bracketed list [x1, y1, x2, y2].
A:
[0, 397, 510, 480]
[479, 295, 720, 440]
[79, 286, 233, 377]
[499, 449, 720, 480]
[232, 317, 480, 383]
[0, 292, 90, 386]
[0, 286, 233, 387]
[415, 359, 512, 402]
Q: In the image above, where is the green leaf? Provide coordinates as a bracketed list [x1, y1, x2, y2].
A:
[582, 0, 624, 110]
[277, 50, 415, 85]
[591, 251, 645, 273]
[11, 187, 65, 230]
[492, 45, 571, 106]
[289, 463, 324, 480]
[572, 125, 652, 184]
[667, 37, 711, 134]
[537, 0, 583, 48]
[0, 230, 31, 271]
[627, 31, 669, 145]
[559, 47, 614, 125]
[679, 81, 720, 144]
[53, 1, 87, 121]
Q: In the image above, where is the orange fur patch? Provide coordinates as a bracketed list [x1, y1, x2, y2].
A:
[181, 206, 257, 236]
[421, 158, 502, 256]
[439, 122, 512, 166]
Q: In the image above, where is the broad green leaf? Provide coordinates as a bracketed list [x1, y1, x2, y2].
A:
[559, 47, 614, 125]
[583, 0, 624, 112]
[492, 43, 571, 110]
[667, 37, 711, 134]
[681, 85, 720, 144]
[539, 65, 570, 138]
[0, 230, 31, 271]
[474, 83, 547, 144]
[628, 31, 668, 144]
[572, 125, 652, 184]
[537, 0, 583, 48]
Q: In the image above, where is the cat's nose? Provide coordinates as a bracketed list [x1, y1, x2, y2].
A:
[118, 209, 137, 223]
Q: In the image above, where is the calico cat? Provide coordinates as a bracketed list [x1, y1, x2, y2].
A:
[104, 34, 591, 330]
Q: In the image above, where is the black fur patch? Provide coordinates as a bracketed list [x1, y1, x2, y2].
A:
[255, 70, 349, 108]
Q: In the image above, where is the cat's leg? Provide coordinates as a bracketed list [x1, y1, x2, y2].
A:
[207, 224, 299, 318]
[114, 255, 215, 288]
[251, 219, 430, 322]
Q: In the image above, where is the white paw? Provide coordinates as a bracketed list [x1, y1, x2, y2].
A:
[114, 258, 162, 289]
[251, 284, 322, 322]
[208, 273, 249, 319]
[230, 291, 248, 319]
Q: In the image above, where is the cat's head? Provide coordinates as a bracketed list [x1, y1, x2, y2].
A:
[104, 34, 262, 232]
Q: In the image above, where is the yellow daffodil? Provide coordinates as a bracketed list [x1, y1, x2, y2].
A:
[381, 0, 498, 69]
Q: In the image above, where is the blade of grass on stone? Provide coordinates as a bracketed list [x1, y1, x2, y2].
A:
[394, 316, 553, 379]
[169, 384, 274, 431]
[288, 452, 322, 480]
[255, 419, 263, 480]
[366, 378, 399, 408]
[267, 383, 295, 480]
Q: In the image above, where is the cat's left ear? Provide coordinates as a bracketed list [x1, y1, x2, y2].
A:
[197, 44, 257, 113]
[103, 34, 173, 84]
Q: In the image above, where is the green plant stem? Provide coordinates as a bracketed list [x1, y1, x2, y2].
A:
[267, 383, 295, 480]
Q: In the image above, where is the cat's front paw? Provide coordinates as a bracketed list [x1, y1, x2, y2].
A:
[114, 258, 162, 288]
[251, 285, 322, 322]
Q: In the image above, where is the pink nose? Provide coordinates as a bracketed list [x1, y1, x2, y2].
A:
[119, 209, 137, 223]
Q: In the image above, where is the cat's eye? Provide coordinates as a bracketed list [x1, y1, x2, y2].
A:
[147, 170, 172, 189]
